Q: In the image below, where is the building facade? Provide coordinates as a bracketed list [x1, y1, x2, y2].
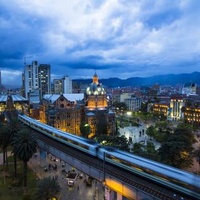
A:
[38, 64, 51, 97]
[40, 93, 84, 135]
[182, 82, 197, 96]
[52, 76, 72, 94]
[53, 79, 63, 94]
[84, 73, 115, 137]
[63, 76, 72, 94]
[124, 97, 142, 112]
[152, 101, 170, 118]
[169, 95, 186, 121]
[23, 61, 51, 102]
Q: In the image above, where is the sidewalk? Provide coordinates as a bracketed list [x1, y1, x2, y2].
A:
[28, 151, 105, 200]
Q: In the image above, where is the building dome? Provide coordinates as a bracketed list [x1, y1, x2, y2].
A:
[86, 73, 106, 95]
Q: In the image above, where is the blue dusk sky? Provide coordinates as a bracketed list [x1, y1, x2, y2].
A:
[0, 0, 200, 86]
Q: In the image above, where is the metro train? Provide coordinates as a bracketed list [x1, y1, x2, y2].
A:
[18, 114, 200, 199]
[18, 114, 98, 156]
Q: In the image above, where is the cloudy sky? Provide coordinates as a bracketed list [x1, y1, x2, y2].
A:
[0, 0, 200, 86]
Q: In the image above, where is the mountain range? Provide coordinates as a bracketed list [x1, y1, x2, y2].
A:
[4, 71, 200, 90]
[73, 71, 200, 88]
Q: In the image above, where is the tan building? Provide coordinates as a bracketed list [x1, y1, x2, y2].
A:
[153, 101, 170, 118]
[39, 73, 116, 138]
[84, 73, 115, 137]
[183, 107, 200, 125]
[40, 93, 84, 135]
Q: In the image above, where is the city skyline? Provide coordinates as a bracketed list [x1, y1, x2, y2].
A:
[0, 0, 200, 86]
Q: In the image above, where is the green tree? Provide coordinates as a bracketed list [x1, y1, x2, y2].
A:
[0, 113, 5, 122]
[0, 124, 12, 168]
[132, 143, 144, 155]
[193, 148, 200, 174]
[158, 126, 194, 169]
[132, 142, 159, 161]
[146, 141, 156, 153]
[147, 121, 173, 143]
[113, 102, 127, 112]
[80, 123, 90, 138]
[12, 129, 37, 187]
[112, 135, 130, 151]
[96, 113, 108, 136]
[146, 125, 157, 138]
[9, 117, 25, 177]
[95, 135, 130, 152]
[35, 177, 61, 200]
[140, 102, 148, 113]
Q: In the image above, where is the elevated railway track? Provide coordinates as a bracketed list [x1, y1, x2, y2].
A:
[35, 129, 197, 200]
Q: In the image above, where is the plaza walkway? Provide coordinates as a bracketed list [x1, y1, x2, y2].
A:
[0, 151, 105, 200]
[28, 151, 105, 200]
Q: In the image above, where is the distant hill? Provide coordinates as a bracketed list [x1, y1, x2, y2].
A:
[4, 71, 200, 89]
[73, 71, 200, 88]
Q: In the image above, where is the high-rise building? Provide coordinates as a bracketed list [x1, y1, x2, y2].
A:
[23, 61, 51, 102]
[38, 64, 51, 97]
[52, 76, 72, 94]
[62, 76, 72, 94]
[24, 61, 39, 99]
[53, 79, 63, 94]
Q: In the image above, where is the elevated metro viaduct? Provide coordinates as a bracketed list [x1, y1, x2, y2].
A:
[30, 129, 195, 200]
[37, 139, 169, 200]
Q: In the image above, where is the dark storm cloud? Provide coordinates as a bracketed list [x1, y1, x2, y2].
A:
[0, 0, 200, 86]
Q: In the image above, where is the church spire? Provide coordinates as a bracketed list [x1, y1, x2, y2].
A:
[92, 71, 99, 84]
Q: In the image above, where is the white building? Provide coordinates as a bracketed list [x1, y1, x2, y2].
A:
[124, 97, 142, 111]
[120, 93, 134, 102]
[169, 95, 185, 121]
[23, 61, 51, 101]
[119, 125, 147, 144]
[62, 76, 72, 94]
[182, 82, 197, 96]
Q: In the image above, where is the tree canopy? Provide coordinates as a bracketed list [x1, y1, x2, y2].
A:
[158, 126, 194, 169]
[12, 129, 37, 187]
[35, 177, 61, 200]
[95, 135, 130, 152]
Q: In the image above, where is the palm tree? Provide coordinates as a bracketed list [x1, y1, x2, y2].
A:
[35, 177, 61, 200]
[0, 124, 12, 168]
[12, 128, 37, 187]
[9, 117, 25, 177]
